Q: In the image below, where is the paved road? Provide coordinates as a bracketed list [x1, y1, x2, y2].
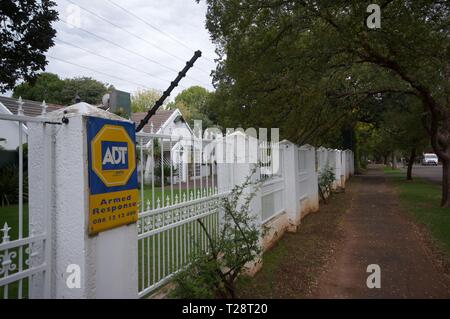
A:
[410, 165, 442, 184]
[314, 167, 450, 298]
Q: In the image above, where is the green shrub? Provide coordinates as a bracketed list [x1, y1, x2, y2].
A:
[154, 163, 177, 186]
[171, 168, 262, 299]
[170, 254, 223, 299]
[0, 164, 28, 206]
[318, 165, 335, 203]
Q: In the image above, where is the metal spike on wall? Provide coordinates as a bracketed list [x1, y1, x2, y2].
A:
[135, 50, 202, 132]
[17, 97, 24, 115]
[41, 100, 47, 115]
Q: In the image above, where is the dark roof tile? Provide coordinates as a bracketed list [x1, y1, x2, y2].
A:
[0, 96, 65, 117]
[131, 110, 176, 133]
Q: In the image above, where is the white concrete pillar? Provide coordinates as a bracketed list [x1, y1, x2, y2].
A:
[334, 150, 342, 188]
[307, 146, 319, 212]
[317, 147, 324, 173]
[216, 136, 233, 194]
[341, 150, 347, 187]
[326, 149, 337, 189]
[218, 131, 262, 274]
[228, 132, 261, 218]
[298, 145, 319, 214]
[280, 141, 300, 231]
[351, 150, 355, 175]
[28, 103, 138, 299]
[345, 150, 352, 180]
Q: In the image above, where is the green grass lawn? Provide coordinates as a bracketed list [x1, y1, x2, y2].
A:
[0, 204, 29, 299]
[140, 185, 214, 210]
[383, 167, 450, 255]
[0, 204, 29, 240]
[137, 212, 219, 297]
[137, 185, 218, 296]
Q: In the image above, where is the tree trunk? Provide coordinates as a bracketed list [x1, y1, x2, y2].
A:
[406, 148, 416, 180]
[442, 159, 450, 207]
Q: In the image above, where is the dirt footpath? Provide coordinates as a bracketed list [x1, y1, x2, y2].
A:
[312, 168, 450, 298]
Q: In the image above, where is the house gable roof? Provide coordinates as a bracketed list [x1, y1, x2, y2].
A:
[131, 109, 179, 133]
[0, 96, 66, 117]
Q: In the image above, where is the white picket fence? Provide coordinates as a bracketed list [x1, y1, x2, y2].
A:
[135, 131, 226, 297]
[134, 132, 354, 296]
[0, 100, 354, 298]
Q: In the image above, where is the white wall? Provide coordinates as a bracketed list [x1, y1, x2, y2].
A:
[28, 103, 138, 299]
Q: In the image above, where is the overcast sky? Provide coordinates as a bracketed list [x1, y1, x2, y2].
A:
[18, 0, 217, 100]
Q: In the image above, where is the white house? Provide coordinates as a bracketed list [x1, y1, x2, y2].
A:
[0, 96, 66, 150]
[131, 109, 213, 185]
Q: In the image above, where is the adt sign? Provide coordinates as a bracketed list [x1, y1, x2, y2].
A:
[87, 117, 138, 235]
[89, 120, 136, 188]
[101, 141, 128, 170]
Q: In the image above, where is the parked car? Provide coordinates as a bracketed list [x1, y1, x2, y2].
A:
[422, 153, 438, 166]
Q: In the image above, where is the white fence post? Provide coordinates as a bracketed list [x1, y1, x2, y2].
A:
[220, 131, 262, 274]
[341, 150, 347, 187]
[348, 150, 354, 175]
[350, 150, 355, 175]
[297, 145, 319, 215]
[27, 122, 53, 298]
[280, 141, 300, 231]
[326, 149, 337, 190]
[308, 146, 319, 211]
[333, 150, 342, 188]
[216, 140, 233, 195]
[28, 103, 138, 298]
[316, 147, 324, 173]
[345, 150, 351, 180]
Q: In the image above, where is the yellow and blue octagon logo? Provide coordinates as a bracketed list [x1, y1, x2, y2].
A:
[91, 124, 136, 187]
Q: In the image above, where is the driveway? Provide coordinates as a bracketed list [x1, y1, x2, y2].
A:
[410, 165, 442, 184]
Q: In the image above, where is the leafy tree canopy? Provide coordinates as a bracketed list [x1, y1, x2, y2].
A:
[0, 0, 58, 92]
[201, 0, 449, 147]
[59, 76, 110, 105]
[12, 72, 63, 103]
[13, 72, 110, 105]
[131, 88, 163, 113]
[167, 86, 214, 128]
[358, 95, 429, 162]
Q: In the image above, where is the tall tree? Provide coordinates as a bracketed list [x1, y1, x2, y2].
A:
[59, 77, 109, 105]
[0, 0, 58, 92]
[131, 88, 162, 113]
[388, 110, 428, 180]
[201, 0, 449, 205]
[13, 73, 110, 105]
[373, 97, 429, 179]
[12, 72, 63, 103]
[167, 86, 214, 128]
